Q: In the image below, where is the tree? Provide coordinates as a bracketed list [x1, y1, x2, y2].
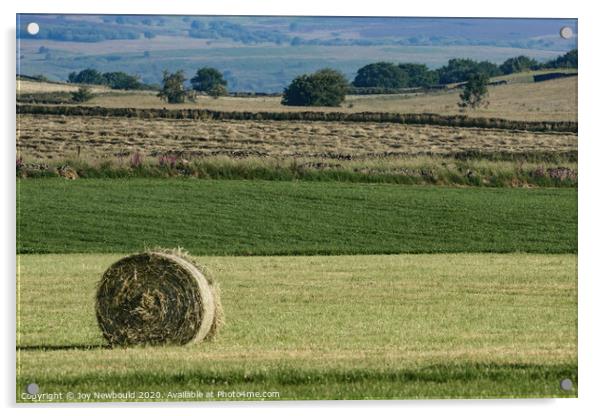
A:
[544, 49, 577, 69]
[282, 68, 348, 107]
[157, 70, 187, 104]
[397, 63, 438, 87]
[191, 67, 228, 93]
[500, 55, 538, 74]
[67, 68, 105, 85]
[71, 86, 94, 103]
[437, 59, 500, 84]
[458, 72, 489, 110]
[67, 69, 145, 90]
[437, 59, 477, 84]
[476, 61, 502, 78]
[352, 62, 408, 88]
[103, 71, 142, 90]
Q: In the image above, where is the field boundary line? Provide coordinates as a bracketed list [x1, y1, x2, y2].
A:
[16, 104, 578, 133]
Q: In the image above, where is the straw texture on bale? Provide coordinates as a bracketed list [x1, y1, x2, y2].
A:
[96, 250, 222, 346]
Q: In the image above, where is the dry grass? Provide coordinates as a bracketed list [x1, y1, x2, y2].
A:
[17, 79, 112, 94]
[79, 77, 577, 121]
[16, 114, 577, 161]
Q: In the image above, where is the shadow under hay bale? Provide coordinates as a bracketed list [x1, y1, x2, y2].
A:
[96, 250, 222, 347]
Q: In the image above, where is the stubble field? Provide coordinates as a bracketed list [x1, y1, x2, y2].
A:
[17, 253, 577, 401]
[17, 114, 577, 161]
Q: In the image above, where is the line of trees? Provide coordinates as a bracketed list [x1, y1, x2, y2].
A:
[351, 49, 577, 89]
[66, 49, 576, 107]
[155, 66, 349, 106]
[157, 67, 230, 103]
[68, 69, 146, 90]
[282, 49, 576, 108]
[67, 66, 230, 103]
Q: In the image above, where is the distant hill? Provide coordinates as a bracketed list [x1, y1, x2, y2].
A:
[16, 15, 577, 92]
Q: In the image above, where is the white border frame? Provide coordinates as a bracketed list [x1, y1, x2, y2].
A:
[3, 1, 600, 415]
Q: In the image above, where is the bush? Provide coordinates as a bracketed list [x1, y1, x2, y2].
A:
[71, 87, 94, 103]
[208, 84, 228, 99]
[458, 72, 489, 110]
[157, 70, 187, 104]
[282, 69, 348, 107]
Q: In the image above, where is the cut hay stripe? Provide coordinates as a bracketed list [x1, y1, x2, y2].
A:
[16, 104, 577, 133]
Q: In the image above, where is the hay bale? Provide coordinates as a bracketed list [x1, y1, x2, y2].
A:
[96, 250, 222, 346]
[58, 165, 78, 180]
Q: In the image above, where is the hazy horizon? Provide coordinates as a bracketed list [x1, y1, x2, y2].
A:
[17, 15, 577, 92]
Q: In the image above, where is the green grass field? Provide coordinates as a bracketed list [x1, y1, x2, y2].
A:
[17, 179, 576, 255]
[17, 253, 577, 401]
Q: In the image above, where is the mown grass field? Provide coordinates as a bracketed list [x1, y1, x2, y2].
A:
[16, 114, 577, 161]
[16, 112, 578, 187]
[17, 253, 577, 401]
[17, 179, 577, 255]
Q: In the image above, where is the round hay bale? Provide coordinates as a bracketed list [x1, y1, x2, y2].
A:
[96, 250, 222, 346]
